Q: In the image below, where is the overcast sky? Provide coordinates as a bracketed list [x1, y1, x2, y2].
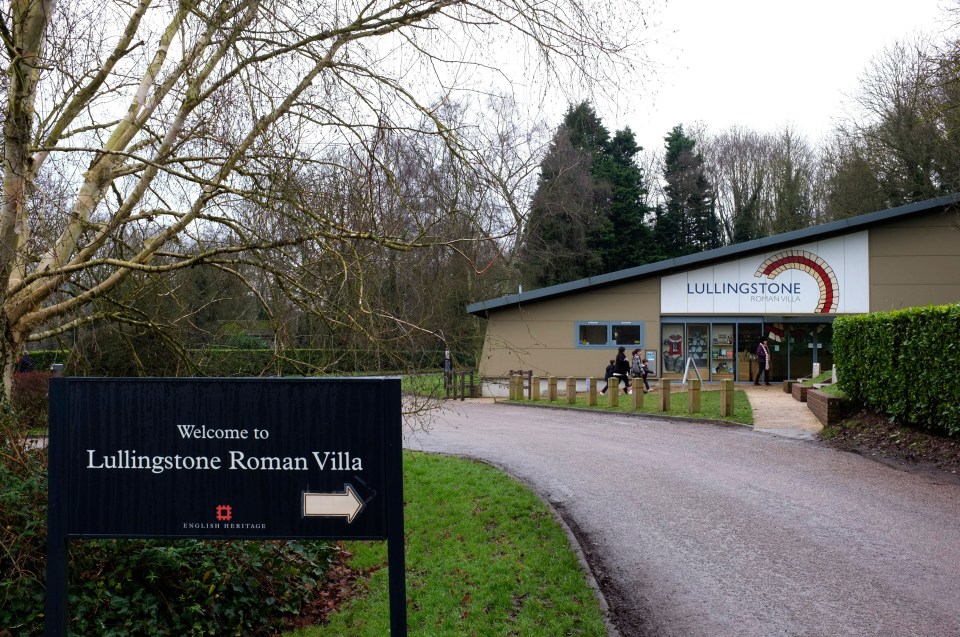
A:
[597, 0, 951, 153]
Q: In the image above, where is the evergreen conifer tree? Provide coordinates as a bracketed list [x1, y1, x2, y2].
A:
[518, 103, 652, 288]
[655, 125, 720, 259]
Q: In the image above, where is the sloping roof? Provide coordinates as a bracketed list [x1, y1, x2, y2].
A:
[467, 193, 960, 317]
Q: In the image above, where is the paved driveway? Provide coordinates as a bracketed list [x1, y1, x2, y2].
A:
[404, 402, 960, 637]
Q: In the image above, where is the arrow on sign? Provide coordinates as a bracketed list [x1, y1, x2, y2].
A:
[302, 485, 365, 523]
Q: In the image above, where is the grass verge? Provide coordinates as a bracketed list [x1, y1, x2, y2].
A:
[288, 451, 607, 636]
[401, 373, 445, 398]
[508, 389, 753, 426]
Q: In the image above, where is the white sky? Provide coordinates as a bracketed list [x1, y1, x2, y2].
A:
[599, 0, 951, 153]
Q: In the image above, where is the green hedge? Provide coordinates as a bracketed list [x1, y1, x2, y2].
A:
[834, 304, 960, 436]
[24, 350, 67, 371]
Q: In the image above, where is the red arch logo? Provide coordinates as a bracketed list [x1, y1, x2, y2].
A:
[755, 250, 839, 313]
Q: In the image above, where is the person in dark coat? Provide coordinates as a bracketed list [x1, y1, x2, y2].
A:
[614, 346, 631, 394]
[754, 337, 772, 385]
[600, 360, 616, 394]
[15, 351, 35, 373]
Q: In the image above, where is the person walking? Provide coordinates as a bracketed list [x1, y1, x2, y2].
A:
[631, 348, 650, 392]
[639, 359, 651, 392]
[615, 346, 632, 394]
[754, 337, 772, 385]
[600, 360, 616, 394]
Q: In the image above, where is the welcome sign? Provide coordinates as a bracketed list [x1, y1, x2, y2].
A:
[50, 378, 399, 538]
[47, 377, 407, 635]
[660, 232, 870, 314]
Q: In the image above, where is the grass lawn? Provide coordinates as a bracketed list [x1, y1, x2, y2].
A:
[288, 451, 607, 636]
[799, 370, 834, 387]
[401, 373, 446, 398]
[510, 389, 753, 426]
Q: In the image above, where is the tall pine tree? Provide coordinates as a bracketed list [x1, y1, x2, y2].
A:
[655, 125, 720, 259]
[518, 103, 652, 288]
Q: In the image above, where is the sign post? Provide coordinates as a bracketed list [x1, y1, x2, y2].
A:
[46, 377, 406, 636]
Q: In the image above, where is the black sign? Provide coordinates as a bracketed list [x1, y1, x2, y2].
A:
[46, 377, 406, 635]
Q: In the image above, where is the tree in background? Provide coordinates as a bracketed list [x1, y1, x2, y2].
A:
[517, 119, 603, 287]
[706, 126, 768, 244]
[595, 127, 654, 270]
[769, 127, 817, 234]
[655, 125, 719, 258]
[518, 103, 651, 288]
[824, 38, 960, 217]
[0, 0, 654, 397]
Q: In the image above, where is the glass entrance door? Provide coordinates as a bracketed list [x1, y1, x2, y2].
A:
[787, 323, 833, 379]
[736, 324, 761, 382]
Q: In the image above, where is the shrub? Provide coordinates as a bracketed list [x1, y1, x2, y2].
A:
[64, 539, 337, 636]
[11, 372, 53, 431]
[0, 409, 339, 636]
[0, 408, 49, 634]
[834, 304, 960, 436]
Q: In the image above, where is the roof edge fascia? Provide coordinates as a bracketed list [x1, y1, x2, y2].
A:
[467, 193, 960, 316]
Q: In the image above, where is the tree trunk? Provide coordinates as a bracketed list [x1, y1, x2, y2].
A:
[0, 329, 22, 404]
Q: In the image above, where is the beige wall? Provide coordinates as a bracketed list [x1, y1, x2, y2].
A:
[477, 278, 660, 380]
[869, 210, 960, 311]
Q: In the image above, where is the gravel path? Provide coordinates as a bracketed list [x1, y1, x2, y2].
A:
[404, 401, 960, 637]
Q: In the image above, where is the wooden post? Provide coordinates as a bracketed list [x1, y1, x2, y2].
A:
[587, 377, 597, 406]
[659, 379, 671, 412]
[548, 376, 557, 402]
[688, 378, 701, 414]
[608, 384, 619, 408]
[532, 376, 541, 401]
[720, 379, 734, 417]
[509, 374, 519, 400]
[632, 384, 644, 410]
[566, 377, 577, 404]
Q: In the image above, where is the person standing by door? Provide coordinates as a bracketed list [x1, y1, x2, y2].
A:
[754, 337, 772, 385]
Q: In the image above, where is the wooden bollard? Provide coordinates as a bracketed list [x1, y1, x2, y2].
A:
[688, 378, 701, 414]
[632, 384, 644, 410]
[509, 374, 519, 400]
[566, 377, 577, 404]
[587, 377, 597, 406]
[548, 376, 558, 402]
[532, 376, 541, 401]
[659, 379, 671, 412]
[607, 384, 619, 408]
[720, 379, 734, 417]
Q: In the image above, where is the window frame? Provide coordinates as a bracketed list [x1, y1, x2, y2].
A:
[575, 320, 645, 348]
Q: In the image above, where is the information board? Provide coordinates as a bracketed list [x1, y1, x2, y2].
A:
[46, 377, 406, 635]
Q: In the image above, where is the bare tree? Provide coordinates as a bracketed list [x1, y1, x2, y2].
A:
[706, 126, 770, 244]
[825, 37, 958, 217]
[0, 0, 654, 397]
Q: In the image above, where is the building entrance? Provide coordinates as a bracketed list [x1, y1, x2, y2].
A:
[783, 323, 833, 380]
[659, 319, 834, 383]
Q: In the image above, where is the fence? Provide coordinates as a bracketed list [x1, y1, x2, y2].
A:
[445, 369, 478, 401]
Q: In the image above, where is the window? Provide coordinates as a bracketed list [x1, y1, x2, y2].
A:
[578, 323, 608, 346]
[576, 321, 644, 348]
[613, 324, 643, 345]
